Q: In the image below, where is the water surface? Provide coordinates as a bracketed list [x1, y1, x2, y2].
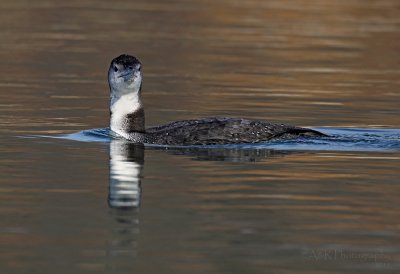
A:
[1, 0, 400, 273]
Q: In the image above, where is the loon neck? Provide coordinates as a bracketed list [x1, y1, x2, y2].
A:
[110, 90, 145, 135]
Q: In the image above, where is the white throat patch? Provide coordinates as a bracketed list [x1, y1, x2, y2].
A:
[110, 92, 142, 134]
[111, 93, 141, 116]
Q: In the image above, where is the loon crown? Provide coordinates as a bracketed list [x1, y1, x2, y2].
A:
[111, 54, 141, 69]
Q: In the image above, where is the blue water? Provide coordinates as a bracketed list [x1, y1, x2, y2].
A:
[46, 127, 400, 152]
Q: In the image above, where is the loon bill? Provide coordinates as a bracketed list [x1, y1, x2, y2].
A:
[108, 54, 326, 145]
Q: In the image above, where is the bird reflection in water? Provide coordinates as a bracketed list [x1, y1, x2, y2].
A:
[106, 140, 144, 272]
[109, 140, 144, 208]
[158, 146, 293, 162]
[108, 139, 295, 211]
[108, 139, 295, 209]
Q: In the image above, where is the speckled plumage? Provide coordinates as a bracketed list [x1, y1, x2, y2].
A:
[141, 117, 325, 145]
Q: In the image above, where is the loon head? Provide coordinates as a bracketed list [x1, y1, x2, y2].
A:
[108, 54, 142, 96]
[109, 54, 145, 135]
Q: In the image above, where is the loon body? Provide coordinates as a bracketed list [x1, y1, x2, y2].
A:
[109, 54, 325, 145]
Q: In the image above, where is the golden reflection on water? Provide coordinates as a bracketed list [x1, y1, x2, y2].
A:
[0, 0, 400, 273]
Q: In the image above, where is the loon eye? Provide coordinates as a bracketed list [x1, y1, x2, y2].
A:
[113, 66, 118, 72]
[128, 66, 133, 70]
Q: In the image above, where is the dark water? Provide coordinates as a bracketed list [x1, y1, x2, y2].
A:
[1, 0, 400, 273]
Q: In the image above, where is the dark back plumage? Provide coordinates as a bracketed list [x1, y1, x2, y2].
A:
[143, 117, 326, 145]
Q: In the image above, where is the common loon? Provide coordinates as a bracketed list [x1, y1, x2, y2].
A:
[109, 54, 326, 145]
